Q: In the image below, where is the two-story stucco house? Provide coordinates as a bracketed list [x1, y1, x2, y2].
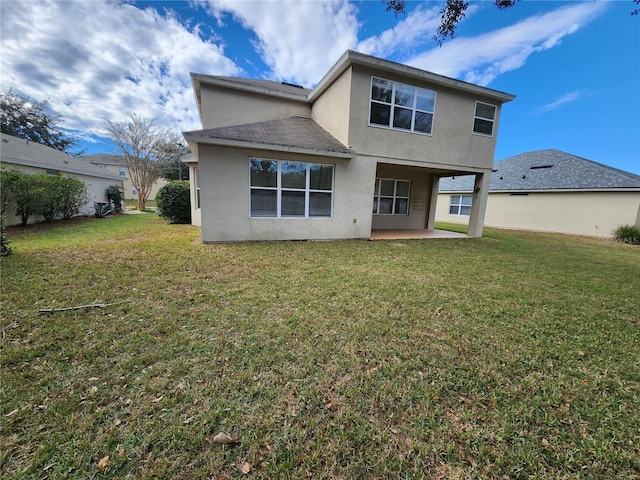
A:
[183, 50, 515, 242]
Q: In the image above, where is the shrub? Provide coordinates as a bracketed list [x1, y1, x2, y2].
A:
[58, 177, 89, 219]
[6, 170, 40, 226]
[33, 174, 63, 223]
[0, 214, 11, 256]
[106, 185, 124, 213]
[155, 180, 191, 224]
[613, 224, 640, 245]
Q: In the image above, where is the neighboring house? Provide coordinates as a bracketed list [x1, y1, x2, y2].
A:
[183, 50, 515, 242]
[436, 149, 640, 237]
[1, 133, 124, 226]
[84, 153, 168, 201]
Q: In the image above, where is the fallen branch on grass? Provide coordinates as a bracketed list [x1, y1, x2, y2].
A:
[39, 301, 128, 315]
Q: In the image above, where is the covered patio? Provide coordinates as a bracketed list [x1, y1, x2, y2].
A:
[370, 229, 468, 240]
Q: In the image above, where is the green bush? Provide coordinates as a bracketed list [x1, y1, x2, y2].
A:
[106, 184, 124, 213]
[0, 169, 88, 225]
[613, 224, 640, 245]
[155, 180, 191, 224]
[0, 214, 11, 256]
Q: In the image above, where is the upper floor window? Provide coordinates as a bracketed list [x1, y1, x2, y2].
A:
[373, 178, 410, 215]
[118, 166, 126, 176]
[369, 77, 436, 135]
[102, 164, 109, 170]
[473, 102, 496, 136]
[250, 158, 334, 218]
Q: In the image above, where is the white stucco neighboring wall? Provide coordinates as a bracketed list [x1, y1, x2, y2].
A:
[436, 191, 640, 237]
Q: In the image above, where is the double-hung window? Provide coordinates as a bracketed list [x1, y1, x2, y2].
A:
[373, 178, 410, 215]
[369, 77, 436, 135]
[473, 102, 496, 136]
[250, 158, 334, 218]
[449, 195, 472, 216]
[118, 166, 126, 176]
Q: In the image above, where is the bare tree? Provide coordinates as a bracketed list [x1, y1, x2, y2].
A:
[104, 114, 170, 211]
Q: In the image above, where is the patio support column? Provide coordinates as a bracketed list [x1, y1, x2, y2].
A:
[468, 171, 491, 238]
[426, 175, 440, 229]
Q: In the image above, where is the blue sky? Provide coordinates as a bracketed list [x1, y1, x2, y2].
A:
[1, 0, 638, 174]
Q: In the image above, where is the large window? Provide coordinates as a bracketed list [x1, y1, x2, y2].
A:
[373, 178, 410, 215]
[369, 77, 436, 135]
[194, 168, 201, 209]
[473, 102, 496, 136]
[250, 159, 333, 218]
[449, 195, 472, 216]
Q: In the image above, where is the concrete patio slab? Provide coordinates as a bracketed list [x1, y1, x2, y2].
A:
[370, 229, 468, 240]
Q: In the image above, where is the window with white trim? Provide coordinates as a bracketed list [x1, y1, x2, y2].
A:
[473, 102, 496, 136]
[250, 159, 334, 218]
[449, 195, 472, 215]
[373, 178, 410, 215]
[369, 77, 436, 135]
[118, 166, 126, 176]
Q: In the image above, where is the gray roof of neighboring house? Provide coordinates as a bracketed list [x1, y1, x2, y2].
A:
[439, 149, 640, 192]
[1, 133, 122, 180]
[184, 116, 355, 158]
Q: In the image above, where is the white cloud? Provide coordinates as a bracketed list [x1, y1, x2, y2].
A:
[201, 0, 360, 86]
[405, 2, 607, 86]
[537, 90, 592, 114]
[356, 4, 442, 58]
[0, 0, 240, 136]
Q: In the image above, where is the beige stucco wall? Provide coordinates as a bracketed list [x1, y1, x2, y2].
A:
[345, 65, 501, 171]
[436, 191, 640, 237]
[94, 163, 167, 201]
[1, 162, 122, 226]
[311, 66, 352, 147]
[197, 145, 375, 242]
[200, 85, 311, 129]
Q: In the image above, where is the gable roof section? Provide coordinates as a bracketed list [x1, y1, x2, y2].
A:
[184, 116, 355, 159]
[1, 133, 122, 180]
[439, 149, 640, 192]
[190, 51, 516, 117]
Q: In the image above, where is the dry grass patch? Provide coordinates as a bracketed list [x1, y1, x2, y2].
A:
[1, 215, 639, 479]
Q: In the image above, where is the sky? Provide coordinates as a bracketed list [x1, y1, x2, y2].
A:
[0, 0, 638, 174]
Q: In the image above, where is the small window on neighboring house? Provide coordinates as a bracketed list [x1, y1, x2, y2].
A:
[102, 165, 109, 170]
[373, 178, 410, 215]
[473, 102, 496, 136]
[132, 187, 137, 196]
[118, 166, 126, 176]
[194, 168, 201, 209]
[449, 195, 472, 215]
[45, 169, 60, 176]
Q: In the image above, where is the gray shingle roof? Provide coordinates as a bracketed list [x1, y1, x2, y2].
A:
[84, 153, 124, 166]
[184, 116, 354, 157]
[439, 149, 640, 192]
[1, 133, 122, 180]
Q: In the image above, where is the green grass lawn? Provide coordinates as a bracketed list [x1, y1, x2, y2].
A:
[1, 214, 639, 479]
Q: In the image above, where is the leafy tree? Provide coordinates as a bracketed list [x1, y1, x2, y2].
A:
[155, 180, 191, 224]
[385, 0, 639, 45]
[155, 135, 191, 181]
[104, 113, 170, 211]
[0, 88, 80, 154]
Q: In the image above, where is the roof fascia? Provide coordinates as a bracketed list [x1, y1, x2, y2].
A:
[191, 73, 310, 112]
[309, 50, 516, 104]
[1, 157, 124, 180]
[183, 134, 355, 159]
